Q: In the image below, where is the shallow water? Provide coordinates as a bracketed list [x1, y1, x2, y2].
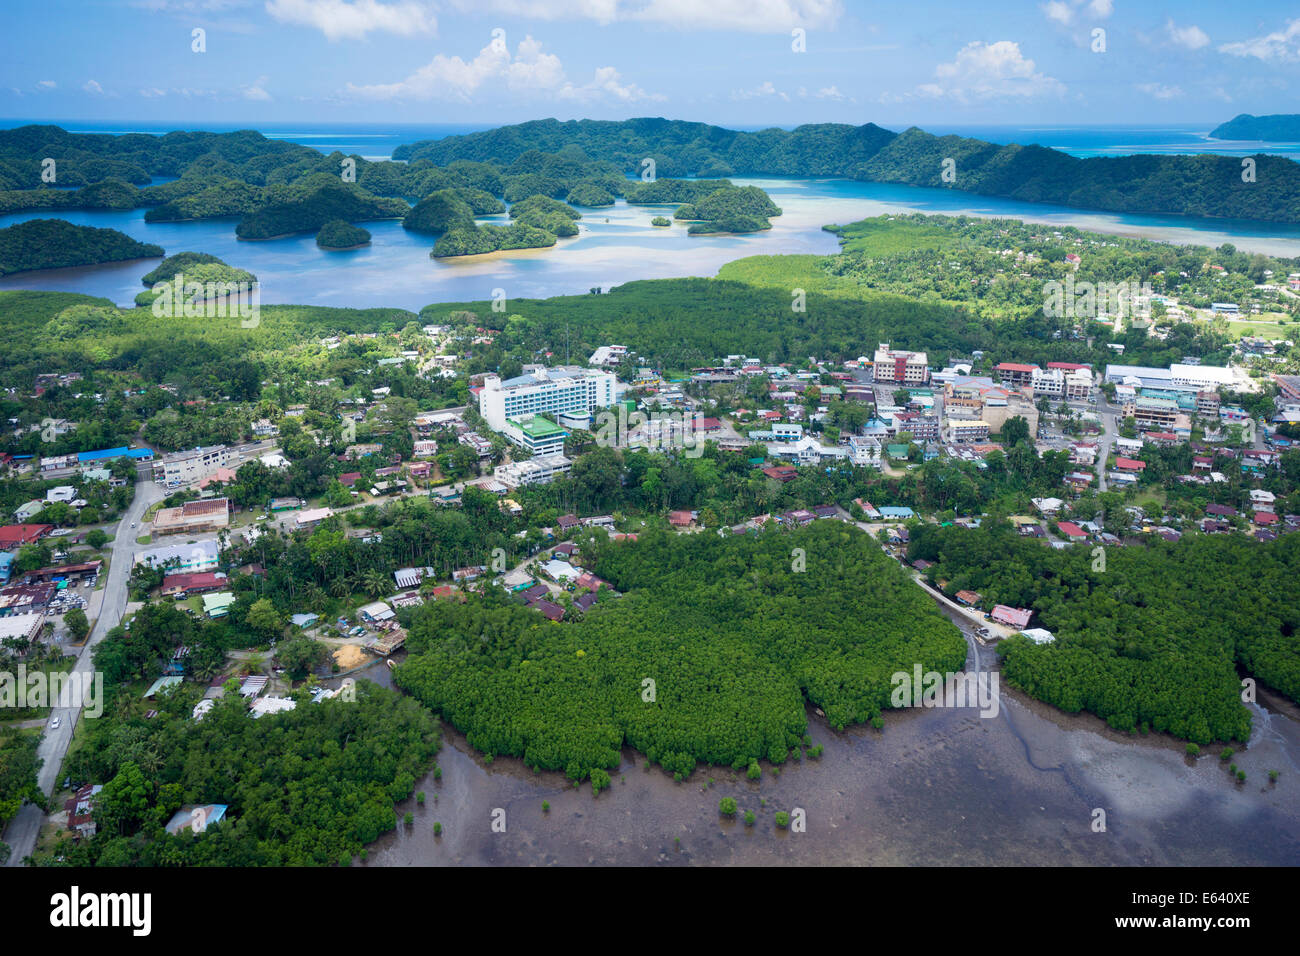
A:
[348, 609, 1300, 867]
[8, 176, 1300, 312]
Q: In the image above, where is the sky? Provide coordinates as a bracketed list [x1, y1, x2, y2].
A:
[3, 1, 1300, 129]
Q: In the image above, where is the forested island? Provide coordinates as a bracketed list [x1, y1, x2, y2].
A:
[396, 522, 965, 784]
[0, 218, 162, 276]
[1210, 114, 1300, 142]
[396, 117, 1300, 225]
[315, 220, 372, 250]
[134, 252, 258, 306]
[0, 125, 791, 260]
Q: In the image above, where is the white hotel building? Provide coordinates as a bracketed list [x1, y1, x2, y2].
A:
[479, 367, 618, 431]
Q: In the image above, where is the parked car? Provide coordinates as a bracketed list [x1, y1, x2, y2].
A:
[50, 717, 61, 730]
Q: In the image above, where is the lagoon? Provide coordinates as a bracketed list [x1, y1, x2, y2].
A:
[6, 175, 1300, 312]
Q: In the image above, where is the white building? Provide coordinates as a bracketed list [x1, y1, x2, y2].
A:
[152, 445, 234, 487]
[494, 454, 573, 488]
[135, 539, 220, 572]
[871, 344, 930, 385]
[1030, 367, 1064, 398]
[846, 435, 883, 468]
[479, 367, 617, 431]
[588, 345, 629, 367]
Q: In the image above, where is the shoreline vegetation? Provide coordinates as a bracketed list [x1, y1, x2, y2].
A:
[1210, 113, 1300, 142]
[395, 117, 1300, 225]
[0, 218, 162, 276]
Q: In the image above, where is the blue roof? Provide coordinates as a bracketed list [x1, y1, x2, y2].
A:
[879, 506, 915, 518]
[77, 446, 152, 462]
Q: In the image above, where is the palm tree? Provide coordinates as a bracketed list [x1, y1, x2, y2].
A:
[362, 569, 390, 598]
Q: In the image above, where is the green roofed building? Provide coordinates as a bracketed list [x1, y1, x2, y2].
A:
[202, 591, 235, 618]
[504, 415, 568, 456]
[886, 443, 910, 459]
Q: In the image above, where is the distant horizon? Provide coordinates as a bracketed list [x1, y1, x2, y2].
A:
[0, 117, 1242, 132]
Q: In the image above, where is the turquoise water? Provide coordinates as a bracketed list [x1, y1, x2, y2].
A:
[4, 121, 1300, 310]
[8, 120, 1298, 161]
[5, 174, 1300, 311]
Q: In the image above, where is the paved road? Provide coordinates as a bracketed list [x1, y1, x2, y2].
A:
[2, 478, 165, 866]
[1094, 397, 1118, 494]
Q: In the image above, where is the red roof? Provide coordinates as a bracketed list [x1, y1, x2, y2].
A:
[338, 472, 362, 486]
[162, 571, 226, 593]
[992, 605, 1033, 629]
[995, 362, 1037, 373]
[1047, 362, 1090, 371]
[696, 417, 722, 431]
[1255, 511, 1279, 525]
[1114, 457, 1146, 471]
[0, 524, 53, 548]
[668, 510, 694, 527]
[1057, 521, 1087, 538]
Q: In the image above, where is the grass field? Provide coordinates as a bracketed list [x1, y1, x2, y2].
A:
[824, 216, 962, 255]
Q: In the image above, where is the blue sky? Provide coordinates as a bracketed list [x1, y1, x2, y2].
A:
[3, 1, 1300, 128]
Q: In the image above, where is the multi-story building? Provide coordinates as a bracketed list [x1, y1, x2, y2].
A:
[997, 362, 1039, 389]
[1064, 369, 1093, 402]
[893, 412, 940, 442]
[503, 416, 568, 456]
[152, 445, 234, 487]
[871, 344, 930, 385]
[1196, 391, 1221, 419]
[1133, 396, 1179, 431]
[846, 435, 883, 468]
[1030, 367, 1063, 398]
[479, 367, 618, 431]
[944, 420, 991, 444]
[493, 454, 573, 488]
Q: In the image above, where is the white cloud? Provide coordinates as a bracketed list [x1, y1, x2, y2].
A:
[265, 0, 435, 40]
[140, 88, 168, 98]
[83, 80, 104, 95]
[346, 34, 660, 103]
[732, 80, 789, 102]
[1042, 1, 1073, 26]
[447, 0, 840, 32]
[243, 76, 272, 100]
[815, 85, 846, 100]
[1165, 19, 1209, 50]
[914, 40, 1065, 103]
[1041, 0, 1111, 26]
[1135, 82, 1182, 100]
[558, 64, 659, 102]
[37, 80, 57, 89]
[1219, 18, 1300, 62]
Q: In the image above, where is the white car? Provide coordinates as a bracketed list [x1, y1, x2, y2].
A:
[50, 717, 61, 730]
[130, 522, 136, 528]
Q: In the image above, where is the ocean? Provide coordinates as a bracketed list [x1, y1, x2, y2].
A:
[4, 120, 1298, 162]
